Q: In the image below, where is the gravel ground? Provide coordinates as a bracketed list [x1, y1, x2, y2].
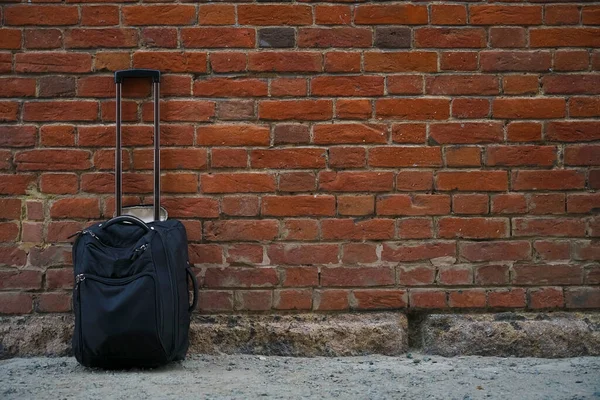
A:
[1, 355, 599, 400]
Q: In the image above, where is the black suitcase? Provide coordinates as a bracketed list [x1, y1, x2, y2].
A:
[71, 69, 198, 369]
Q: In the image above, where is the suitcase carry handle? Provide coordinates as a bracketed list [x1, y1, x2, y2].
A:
[186, 266, 198, 313]
[102, 215, 151, 233]
[115, 69, 160, 83]
[114, 69, 161, 221]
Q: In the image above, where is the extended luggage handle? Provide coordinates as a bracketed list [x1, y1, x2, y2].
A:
[114, 69, 161, 222]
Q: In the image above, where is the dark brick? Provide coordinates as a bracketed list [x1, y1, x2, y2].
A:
[375, 28, 411, 49]
[274, 124, 310, 144]
[39, 76, 76, 98]
[259, 28, 295, 48]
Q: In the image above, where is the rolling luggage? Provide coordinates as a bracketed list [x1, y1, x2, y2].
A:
[71, 69, 198, 368]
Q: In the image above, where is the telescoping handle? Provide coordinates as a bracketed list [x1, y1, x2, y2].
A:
[114, 69, 161, 222]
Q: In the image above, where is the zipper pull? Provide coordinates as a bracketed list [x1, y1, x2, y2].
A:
[67, 230, 83, 239]
[130, 244, 148, 261]
[75, 274, 85, 291]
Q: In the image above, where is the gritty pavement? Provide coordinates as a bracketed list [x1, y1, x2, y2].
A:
[1, 355, 599, 400]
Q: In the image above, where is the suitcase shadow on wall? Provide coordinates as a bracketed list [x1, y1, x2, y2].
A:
[71, 69, 197, 370]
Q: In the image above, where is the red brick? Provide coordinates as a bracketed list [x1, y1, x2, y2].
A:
[507, 122, 542, 142]
[364, 52, 438, 73]
[0, 293, 33, 314]
[431, 4, 467, 25]
[95, 52, 130, 72]
[512, 170, 585, 191]
[378, 195, 450, 216]
[270, 78, 307, 97]
[415, 28, 486, 48]
[392, 124, 426, 144]
[487, 146, 557, 167]
[279, 172, 316, 192]
[567, 193, 600, 213]
[65, 28, 138, 49]
[5, 5, 79, 26]
[40, 125, 75, 147]
[396, 171, 433, 192]
[0, 175, 36, 195]
[211, 148, 247, 169]
[268, 244, 338, 265]
[452, 98, 490, 119]
[37, 292, 72, 313]
[409, 290, 447, 309]
[204, 220, 278, 242]
[262, 195, 335, 217]
[565, 288, 600, 309]
[314, 290, 349, 311]
[382, 242, 456, 262]
[513, 264, 583, 286]
[337, 195, 374, 216]
[251, 148, 326, 169]
[397, 218, 433, 239]
[377, 98, 450, 120]
[370, 146, 442, 168]
[546, 122, 600, 142]
[342, 243, 378, 264]
[534, 240, 571, 261]
[448, 289, 486, 308]
[122, 5, 195, 26]
[439, 217, 508, 239]
[354, 4, 428, 25]
[445, 147, 482, 167]
[399, 266, 435, 286]
[322, 219, 394, 241]
[238, 5, 312, 26]
[530, 28, 600, 48]
[199, 5, 235, 25]
[387, 75, 423, 95]
[503, 75, 540, 95]
[23, 29, 62, 49]
[0, 126, 37, 148]
[555, 51, 589, 72]
[281, 267, 319, 287]
[528, 193, 565, 215]
[470, 5, 542, 25]
[40, 173, 78, 195]
[133, 51, 207, 73]
[460, 241, 531, 262]
[182, 28, 255, 49]
[430, 123, 502, 144]
[315, 5, 351, 25]
[352, 290, 407, 310]
[0, 223, 19, 242]
[259, 100, 332, 121]
[493, 98, 565, 119]
[325, 52, 361, 73]
[475, 265, 509, 285]
[319, 171, 394, 192]
[210, 52, 246, 73]
[321, 267, 394, 288]
[437, 266, 472, 286]
[546, 5, 580, 25]
[569, 97, 600, 118]
[205, 268, 278, 288]
[0, 29, 21, 50]
[189, 244, 222, 264]
[312, 76, 383, 97]
[441, 52, 478, 71]
[198, 291, 233, 312]
[582, 6, 600, 25]
[81, 5, 118, 26]
[426, 75, 499, 95]
[221, 196, 259, 217]
[436, 171, 508, 192]
[329, 147, 366, 169]
[16, 150, 91, 171]
[488, 289, 526, 308]
[197, 125, 269, 147]
[274, 289, 312, 311]
[249, 52, 322, 73]
[235, 290, 273, 311]
[202, 173, 275, 194]
[489, 28, 527, 48]
[529, 287, 564, 309]
[491, 194, 527, 214]
[280, 219, 319, 241]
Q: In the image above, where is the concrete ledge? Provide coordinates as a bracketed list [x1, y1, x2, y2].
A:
[421, 312, 600, 358]
[0, 313, 408, 358]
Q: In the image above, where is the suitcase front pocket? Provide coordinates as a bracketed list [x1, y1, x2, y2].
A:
[75, 272, 167, 368]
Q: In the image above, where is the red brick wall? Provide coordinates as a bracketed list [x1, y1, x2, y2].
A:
[0, 1, 599, 315]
